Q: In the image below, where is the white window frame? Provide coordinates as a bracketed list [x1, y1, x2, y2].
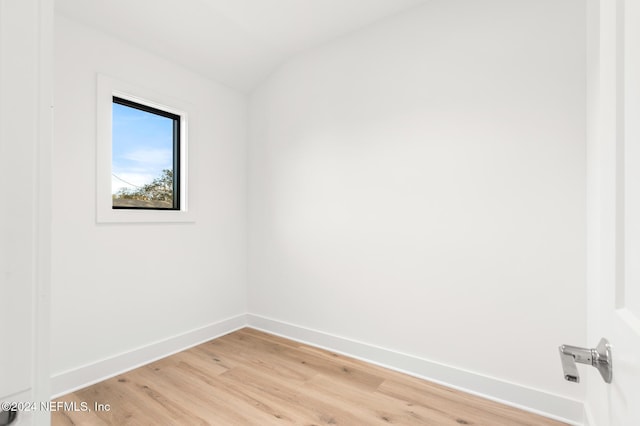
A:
[96, 74, 196, 223]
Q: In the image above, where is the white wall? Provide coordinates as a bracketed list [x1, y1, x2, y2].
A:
[248, 0, 586, 406]
[52, 16, 247, 380]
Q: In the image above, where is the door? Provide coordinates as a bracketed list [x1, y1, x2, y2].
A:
[0, 0, 36, 401]
[587, 0, 640, 424]
[0, 0, 52, 424]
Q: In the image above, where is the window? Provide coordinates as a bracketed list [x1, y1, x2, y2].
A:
[96, 74, 195, 223]
[111, 97, 180, 210]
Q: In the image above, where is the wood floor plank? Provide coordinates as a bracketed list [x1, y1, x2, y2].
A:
[306, 373, 457, 425]
[205, 334, 318, 384]
[219, 365, 368, 424]
[220, 330, 385, 390]
[129, 365, 258, 425]
[377, 379, 551, 426]
[50, 392, 110, 426]
[52, 328, 567, 425]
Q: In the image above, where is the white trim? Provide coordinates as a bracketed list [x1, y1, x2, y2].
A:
[51, 314, 246, 398]
[246, 314, 585, 426]
[33, 0, 53, 425]
[96, 73, 196, 223]
[584, 404, 597, 426]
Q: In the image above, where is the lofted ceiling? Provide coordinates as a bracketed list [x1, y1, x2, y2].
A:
[55, 0, 428, 92]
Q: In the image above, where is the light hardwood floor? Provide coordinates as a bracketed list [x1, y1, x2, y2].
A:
[52, 328, 566, 425]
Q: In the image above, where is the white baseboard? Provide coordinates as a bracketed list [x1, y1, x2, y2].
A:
[246, 314, 585, 425]
[50, 314, 246, 398]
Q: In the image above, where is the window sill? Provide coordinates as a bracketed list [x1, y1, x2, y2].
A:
[97, 208, 196, 224]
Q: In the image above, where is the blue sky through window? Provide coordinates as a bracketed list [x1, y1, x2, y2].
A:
[112, 102, 174, 194]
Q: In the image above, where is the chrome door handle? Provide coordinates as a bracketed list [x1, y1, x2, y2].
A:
[559, 338, 612, 383]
